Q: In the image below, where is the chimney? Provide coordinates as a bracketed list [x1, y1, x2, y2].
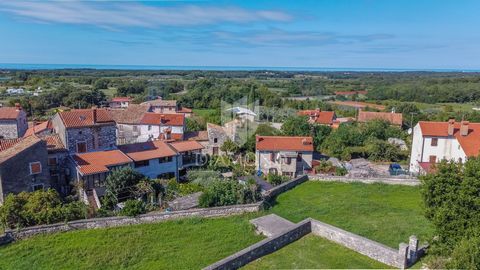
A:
[15, 103, 21, 111]
[448, 119, 455, 136]
[93, 108, 97, 123]
[302, 138, 310, 145]
[460, 121, 469, 136]
[256, 136, 263, 142]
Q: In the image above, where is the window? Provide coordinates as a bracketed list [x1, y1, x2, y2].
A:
[148, 125, 152, 131]
[159, 156, 173, 163]
[134, 160, 150, 168]
[32, 184, 44, 191]
[77, 141, 87, 153]
[431, 138, 438, 147]
[78, 131, 83, 135]
[213, 138, 218, 143]
[296, 153, 302, 162]
[29, 162, 42, 175]
[48, 157, 58, 166]
[286, 157, 291, 165]
[429, 155, 437, 164]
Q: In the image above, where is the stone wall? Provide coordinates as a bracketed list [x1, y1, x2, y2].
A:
[66, 125, 117, 153]
[263, 175, 309, 201]
[2, 203, 262, 241]
[0, 120, 19, 139]
[203, 219, 312, 270]
[310, 219, 406, 268]
[309, 175, 420, 186]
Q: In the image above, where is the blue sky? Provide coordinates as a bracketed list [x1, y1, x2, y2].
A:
[0, 0, 479, 69]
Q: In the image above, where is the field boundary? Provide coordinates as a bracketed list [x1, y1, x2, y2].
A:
[204, 216, 426, 269]
[309, 175, 421, 186]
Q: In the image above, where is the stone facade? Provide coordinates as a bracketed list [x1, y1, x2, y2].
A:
[65, 125, 117, 153]
[206, 123, 229, 155]
[0, 139, 51, 204]
[256, 150, 313, 177]
[0, 111, 28, 139]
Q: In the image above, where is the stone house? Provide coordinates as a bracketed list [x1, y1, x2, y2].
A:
[43, 134, 70, 196]
[206, 123, 229, 155]
[0, 105, 28, 139]
[138, 113, 185, 141]
[141, 99, 178, 114]
[23, 120, 54, 137]
[184, 130, 209, 154]
[297, 109, 337, 127]
[51, 109, 117, 153]
[357, 110, 403, 126]
[409, 119, 480, 174]
[119, 140, 179, 180]
[0, 136, 51, 204]
[255, 136, 314, 177]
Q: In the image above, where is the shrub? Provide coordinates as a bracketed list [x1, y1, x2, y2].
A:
[447, 236, 480, 270]
[266, 174, 288, 186]
[199, 180, 261, 207]
[188, 170, 222, 187]
[103, 167, 147, 209]
[120, 200, 146, 217]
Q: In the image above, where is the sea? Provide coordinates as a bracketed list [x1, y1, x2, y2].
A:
[0, 63, 477, 72]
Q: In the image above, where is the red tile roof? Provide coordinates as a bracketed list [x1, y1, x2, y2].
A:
[0, 136, 43, 163]
[298, 109, 336, 125]
[111, 97, 132, 102]
[142, 99, 177, 107]
[0, 138, 23, 152]
[24, 120, 53, 137]
[43, 134, 66, 151]
[169, 140, 204, 152]
[185, 131, 208, 141]
[119, 140, 177, 162]
[178, 107, 192, 113]
[59, 109, 115, 128]
[419, 121, 480, 157]
[256, 136, 314, 152]
[0, 107, 23, 120]
[140, 113, 184, 126]
[357, 111, 403, 126]
[73, 150, 132, 176]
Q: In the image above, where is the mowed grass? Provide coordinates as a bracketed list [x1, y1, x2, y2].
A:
[0, 215, 264, 270]
[243, 235, 392, 269]
[268, 181, 434, 248]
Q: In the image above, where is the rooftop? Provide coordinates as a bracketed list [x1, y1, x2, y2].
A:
[357, 111, 403, 126]
[43, 134, 66, 152]
[58, 109, 115, 128]
[0, 106, 23, 120]
[0, 136, 43, 164]
[110, 104, 150, 124]
[24, 120, 53, 137]
[169, 140, 204, 153]
[111, 97, 132, 102]
[142, 99, 177, 107]
[184, 131, 209, 141]
[256, 136, 314, 152]
[140, 113, 184, 126]
[297, 109, 336, 125]
[73, 150, 132, 176]
[119, 140, 177, 162]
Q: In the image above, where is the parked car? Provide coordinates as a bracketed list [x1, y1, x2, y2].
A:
[389, 163, 405, 176]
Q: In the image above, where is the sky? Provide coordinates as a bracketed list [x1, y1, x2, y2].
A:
[0, 0, 479, 69]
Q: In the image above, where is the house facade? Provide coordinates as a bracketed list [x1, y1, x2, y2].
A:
[255, 136, 314, 177]
[51, 109, 117, 153]
[109, 97, 132, 109]
[0, 105, 28, 139]
[206, 123, 229, 155]
[409, 120, 479, 174]
[141, 99, 178, 114]
[119, 140, 179, 180]
[0, 136, 52, 204]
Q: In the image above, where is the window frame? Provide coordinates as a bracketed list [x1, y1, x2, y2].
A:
[29, 161, 42, 175]
[431, 137, 438, 147]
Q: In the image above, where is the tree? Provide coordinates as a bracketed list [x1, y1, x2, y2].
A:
[103, 167, 147, 209]
[281, 115, 311, 136]
[420, 158, 480, 253]
[221, 138, 239, 155]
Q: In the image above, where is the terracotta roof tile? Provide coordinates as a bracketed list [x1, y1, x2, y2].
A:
[140, 113, 184, 126]
[110, 104, 150, 124]
[357, 111, 403, 125]
[73, 150, 132, 176]
[0, 138, 23, 152]
[142, 99, 177, 107]
[24, 120, 53, 137]
[177, 107, 192, 113]
[43, 134, 66, 152]
[169, 140, 204, 152]
[0, 107, 23, 120]
[419, 121, 480, 157]
[298, 110, 336, 125]
[0, 136, 43, 163]
[256, 136, 314, 152]
[184, 131, 208, 141]
[119, 140, 177, 162]
[111, 97, 132, 102]
[59, 109, 115, 128]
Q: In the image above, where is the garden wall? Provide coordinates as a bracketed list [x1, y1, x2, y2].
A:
[203, 219, 312, 270]
[309, 175, 421, 186]
[263, 175, 309, 201]
[310, 219, 407, 268]
[2, 203, 262, 242]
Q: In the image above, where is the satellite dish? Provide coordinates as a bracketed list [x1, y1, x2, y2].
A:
[407, 128, 413, 135]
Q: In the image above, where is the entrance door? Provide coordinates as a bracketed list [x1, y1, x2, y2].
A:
[213, 147, 219, 155]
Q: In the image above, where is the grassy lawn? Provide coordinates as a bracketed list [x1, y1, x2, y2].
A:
[243, 235, 392, 269]
[268, 181, 434, 248]
[0, 215, 263, 270]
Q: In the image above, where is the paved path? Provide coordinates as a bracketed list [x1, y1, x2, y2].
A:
[250, 214, 295, 237]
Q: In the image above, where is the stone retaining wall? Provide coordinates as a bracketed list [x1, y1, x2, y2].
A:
[263, 175, 309, 201]
[2, 203, 262, 242]
[309, 175, 421, 186]
[203, 220, 312, 270]
[310, 219, 406, 268]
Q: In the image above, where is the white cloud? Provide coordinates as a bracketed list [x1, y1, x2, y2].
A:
[0, 1, 292, 28]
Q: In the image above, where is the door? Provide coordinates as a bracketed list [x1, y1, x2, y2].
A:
[213, 147, 219, 155]
[77, 141, 87, 153]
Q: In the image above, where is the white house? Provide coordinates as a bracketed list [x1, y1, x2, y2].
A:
[255, 135, 314, 177]
[109, 97, 132, 109]
[409, 120, 480, 174]
[138, 113, 185, 141]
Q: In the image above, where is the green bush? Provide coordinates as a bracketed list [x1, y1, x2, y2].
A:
[103, 167, 147, 210]
[188, 170, 222, 187]
[447, 236, 480, 269]
[120, 200, 146, 217]
[199, 180, 261, 207]
[266, 174, 288, 186]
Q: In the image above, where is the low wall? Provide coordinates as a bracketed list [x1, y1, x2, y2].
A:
[3, 203, 262, 241]
[310, 219, 406, 268]
[263, 175, 309, 201]
[203, 219, 312, 270]
[309, 175, 421, 186]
